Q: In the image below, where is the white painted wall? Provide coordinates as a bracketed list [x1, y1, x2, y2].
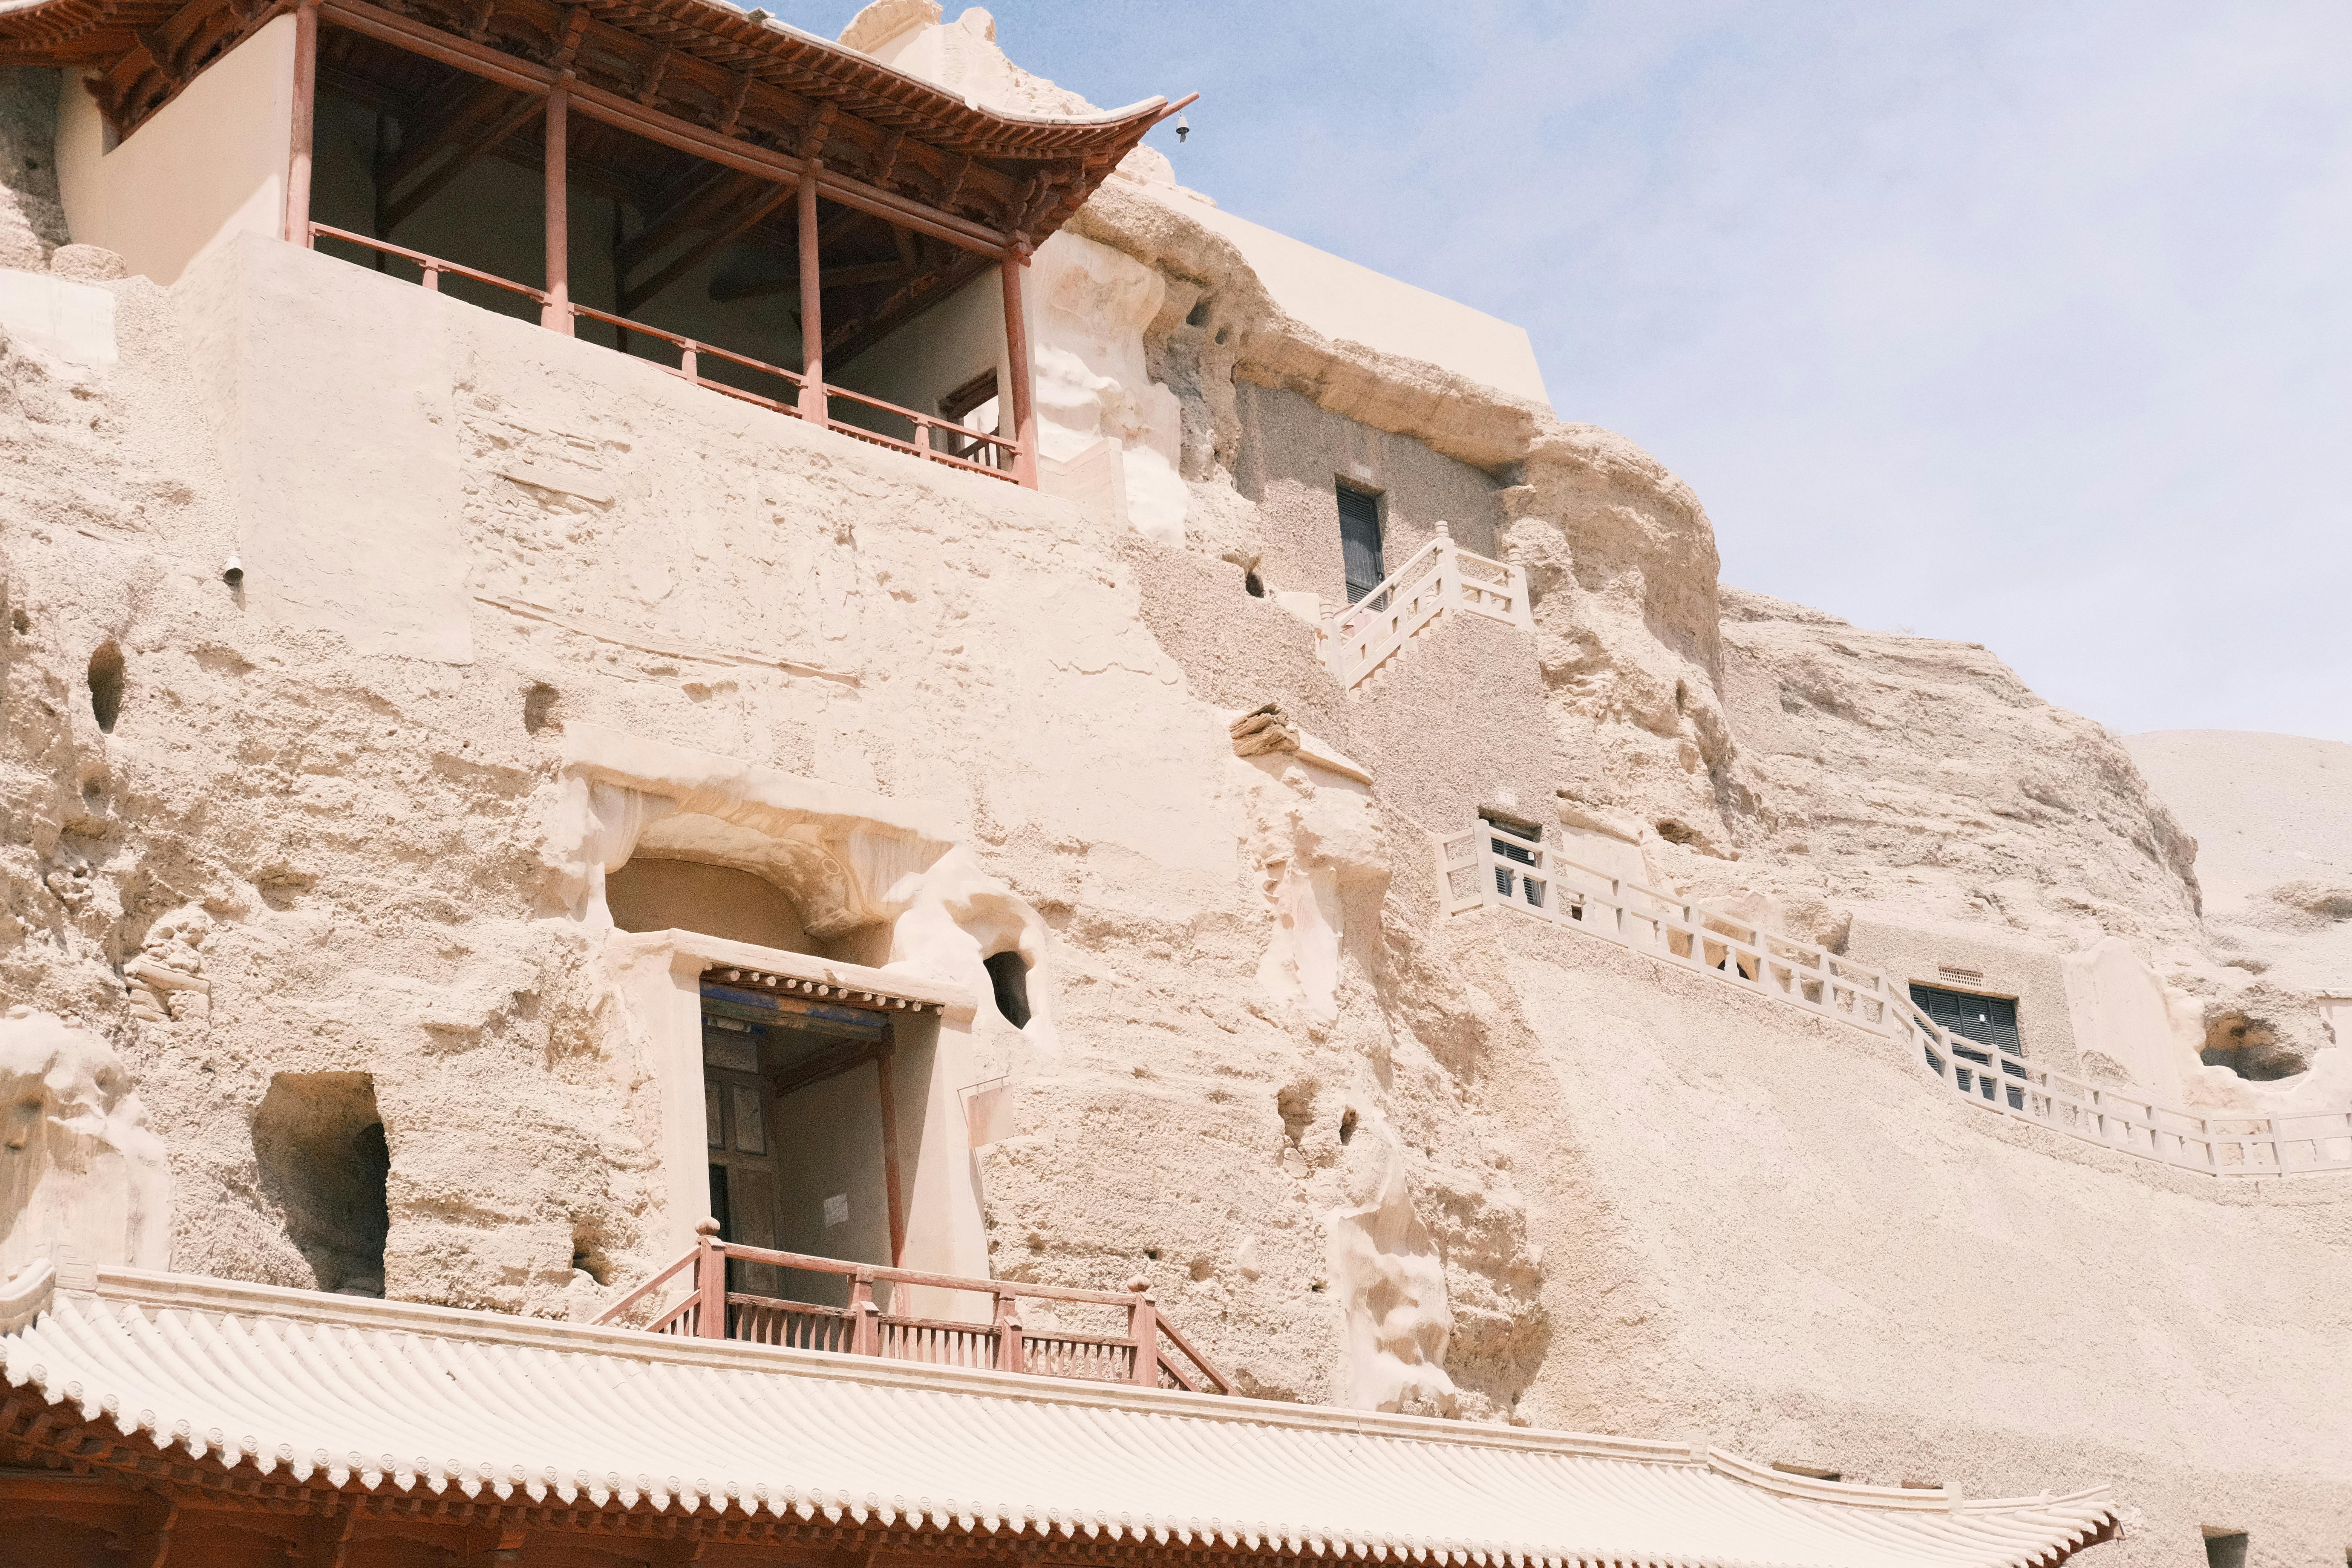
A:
[56, 15, 295, 286]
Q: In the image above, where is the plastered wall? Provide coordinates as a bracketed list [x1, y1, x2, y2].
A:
[55, 16, 294, 286]
[1234, 378, 1505, 606]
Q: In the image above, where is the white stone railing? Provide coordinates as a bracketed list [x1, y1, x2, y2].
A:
[1436, 824, 2352, 1178]
[1321, 528, 1533, 689]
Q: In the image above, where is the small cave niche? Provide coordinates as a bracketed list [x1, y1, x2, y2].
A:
[1243, 569, 1266, 599]
[570, 1217, 614, 1286]
[252, 1072, 390, 1297]
[2199, 1012, 2307, 1081]
[522, 681, 561, 735]
[1337, 1107, 1359, 1145]
[1654, 819, 1700, 846]
[606, 858, 813, 954]
[86, 641, 124, 733]
[984, 949, 1032, 1029]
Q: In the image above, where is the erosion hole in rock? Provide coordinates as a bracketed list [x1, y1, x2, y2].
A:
[1185, 297, 1211, 328]
[984, 950, 1031, 1029]
[2198, 1011, 2306, 1081]
[86, 642, 124, 733]
[570, 1219, 614, 1286]
[1654, 819, 1700, 846]
[1338, 1107, 1359, 1144]
[522, 681, 560, 735]
[1243, 569, 1265, 598]
[2202, 1533, 2248, 1568]
[1275, 1081, 1316, 1145]
[252, 1072, 390, 1297]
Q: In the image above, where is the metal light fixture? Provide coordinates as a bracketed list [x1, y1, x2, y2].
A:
[1175, 115, 1190, 142]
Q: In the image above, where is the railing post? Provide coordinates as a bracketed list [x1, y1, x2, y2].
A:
[850, 1267, 879, 1358]
[421, 261, 441, 292]
[679, 344, 695, 380]
[1125, 1277, 1158, 1388]
[994, 1292, 1025, 1374]
[693, 1217, 726, 1339]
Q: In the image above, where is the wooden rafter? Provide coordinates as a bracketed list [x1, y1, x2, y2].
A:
[706, 257, 913, 305]
[380, 86, 543, 230]
[614, 164, 747, 270]
[616, 173, 792, 314]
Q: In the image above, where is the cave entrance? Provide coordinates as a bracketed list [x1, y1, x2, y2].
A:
[252, 1072, 389, 1297]
[701, 975, 903, 1306]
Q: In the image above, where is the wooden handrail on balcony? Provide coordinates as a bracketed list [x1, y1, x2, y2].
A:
[308, 224, 1024, 484]
[596, 1220, 1235, 1394]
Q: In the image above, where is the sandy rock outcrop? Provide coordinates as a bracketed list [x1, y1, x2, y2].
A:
[0, 1006, 171, 1274]
[1706, 588, 2201, 950]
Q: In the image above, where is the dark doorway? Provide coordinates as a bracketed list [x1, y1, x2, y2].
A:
[1910, 983, 2024, 1107]
[1337, 484, 1385, 603]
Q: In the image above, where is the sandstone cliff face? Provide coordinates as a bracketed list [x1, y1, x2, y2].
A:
[0, 231, 1554, 1417]
[1704, 587, 2202, 951]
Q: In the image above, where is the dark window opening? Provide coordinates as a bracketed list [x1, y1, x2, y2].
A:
[984, 950, 1032, 1029]
[87, 642, 124, 733]
[2203, 1534, 2248, 1568]
[1337, 484, 1385, 604]
[939, 369, 1004, 468]
[252, 1072, 390, 1297]
[1911, 983, 2024, 1108]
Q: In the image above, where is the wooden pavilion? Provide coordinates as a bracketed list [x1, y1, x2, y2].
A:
[0, 0, 1190, 484]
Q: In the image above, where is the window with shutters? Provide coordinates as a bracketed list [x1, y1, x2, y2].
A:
[1910, 983, 2025, 1108]
[1337, 484, 1386, 603]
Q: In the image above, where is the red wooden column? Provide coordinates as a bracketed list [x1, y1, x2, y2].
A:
[998, 241, 1040, 488]
[282, 0, 320, 245]
[796, 170, 825, 425]
[541, 77, 571, 333]
[874, 1041, 908, 1267]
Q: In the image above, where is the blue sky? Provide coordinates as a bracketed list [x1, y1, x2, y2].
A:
[804, 3, 2351, 741]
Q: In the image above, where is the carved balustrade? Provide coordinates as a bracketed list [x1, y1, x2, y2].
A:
[596, 1223, 1233, 1395]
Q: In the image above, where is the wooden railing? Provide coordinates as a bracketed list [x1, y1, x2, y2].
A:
[595, 1220, 1234, 1394]
[308, 225, 1025, 484]
[1439, 823, 2352, 1178]
[1318, 525, 1533, 689]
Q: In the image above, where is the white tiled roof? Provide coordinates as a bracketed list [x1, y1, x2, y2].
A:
[0, 1263, 2113, 1568]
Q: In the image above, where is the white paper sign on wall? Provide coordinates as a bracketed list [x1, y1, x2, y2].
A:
[823, 1194, 849, 1228]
